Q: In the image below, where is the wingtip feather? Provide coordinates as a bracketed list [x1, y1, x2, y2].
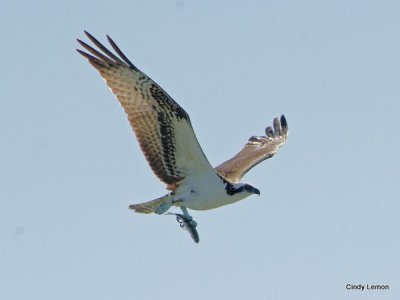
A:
[273, 117, 282, 135]
[106, 34, 137, 70]
[265, 126, 274, 137]
[84, 30, 95, 41]
[280, 114, 288, 135]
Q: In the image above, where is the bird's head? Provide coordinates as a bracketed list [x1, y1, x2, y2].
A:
[226, 182, 260, 197]
[243, 183, 261, 196]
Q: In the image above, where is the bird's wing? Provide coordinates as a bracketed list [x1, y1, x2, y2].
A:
[77, 31, 216, 187]
[215, 115, 288, 183]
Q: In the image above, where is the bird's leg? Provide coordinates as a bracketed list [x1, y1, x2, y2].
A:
[155, 200, 172, 215]
[179, 206, 197, 228]
[166, 207, 199, 243]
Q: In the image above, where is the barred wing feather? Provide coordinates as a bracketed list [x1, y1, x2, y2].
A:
[77, 31, 215, 187]
[215, 115, 288, 183]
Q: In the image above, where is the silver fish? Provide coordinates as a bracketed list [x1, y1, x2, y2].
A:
[168, 213, 200, 243]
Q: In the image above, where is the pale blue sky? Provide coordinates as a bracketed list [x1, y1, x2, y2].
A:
[1, 1, 399, 299]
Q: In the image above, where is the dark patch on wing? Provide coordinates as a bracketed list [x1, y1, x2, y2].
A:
[157, 111, 179, 178]
[150, 84, 190, 121]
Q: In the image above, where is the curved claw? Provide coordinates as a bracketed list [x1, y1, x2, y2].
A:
[168, 212, 200, 243]
[176, 216, 186, 228]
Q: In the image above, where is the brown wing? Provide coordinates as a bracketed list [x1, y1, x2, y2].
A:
[77, 31, 216, 186]
[215, 115, 288, 183]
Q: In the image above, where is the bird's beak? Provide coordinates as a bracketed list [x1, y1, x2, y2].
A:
[254, 188, 261, 196]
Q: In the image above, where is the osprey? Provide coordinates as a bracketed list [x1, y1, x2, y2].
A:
[77, 31, 289, 243]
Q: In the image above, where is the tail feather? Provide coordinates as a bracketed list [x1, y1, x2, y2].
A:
[129, 194, 172, 214]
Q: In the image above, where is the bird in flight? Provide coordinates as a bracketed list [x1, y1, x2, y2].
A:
[77, 31, 289, 243]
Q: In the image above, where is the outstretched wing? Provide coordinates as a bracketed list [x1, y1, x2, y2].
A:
[215, 115, 288, 183]
[77, 31, 215, 187]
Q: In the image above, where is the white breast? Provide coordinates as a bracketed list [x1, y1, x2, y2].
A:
[173, 175, 251, 211]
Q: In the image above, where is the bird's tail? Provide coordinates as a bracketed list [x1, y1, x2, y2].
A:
[129, 194, 172, 214]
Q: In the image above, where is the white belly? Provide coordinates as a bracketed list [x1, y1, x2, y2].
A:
[172, 176, 251, 211]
